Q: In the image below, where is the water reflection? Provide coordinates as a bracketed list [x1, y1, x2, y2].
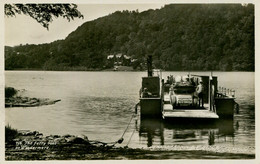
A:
[137, 118, 234, 147]
[138, 118, 164, 147]
[208, 130, 215, 145]
[216, 119, 234, 137]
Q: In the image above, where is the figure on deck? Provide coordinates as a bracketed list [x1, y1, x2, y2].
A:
[165, 76, 170, 84]
[196, 81, 204, 108]
[142, 88, 152, 98]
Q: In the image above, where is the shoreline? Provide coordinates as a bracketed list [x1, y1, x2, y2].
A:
[5, 96, 61, 108]
[5, 87, 61, 108]
[5, 129, 255, 160]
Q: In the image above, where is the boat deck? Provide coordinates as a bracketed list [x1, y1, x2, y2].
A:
[163, 95, 219, 119]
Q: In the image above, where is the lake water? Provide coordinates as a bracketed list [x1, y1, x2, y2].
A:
[5, 71, 255, 152]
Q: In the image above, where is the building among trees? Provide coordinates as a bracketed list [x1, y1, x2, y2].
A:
[106, 53, 133, 68]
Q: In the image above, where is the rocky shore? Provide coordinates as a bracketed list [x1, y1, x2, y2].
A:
[5, 87, 61, 108]
[5, 96, 61, 108]
[5, 130, 255, 160]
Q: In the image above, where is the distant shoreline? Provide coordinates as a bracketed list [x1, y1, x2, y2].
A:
[5, 66, 135, 72]
[4, 69, 255, 72]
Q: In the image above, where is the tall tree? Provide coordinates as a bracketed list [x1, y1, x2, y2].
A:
[5, 4, 83, 30]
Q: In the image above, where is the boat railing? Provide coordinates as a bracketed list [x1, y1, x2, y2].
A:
[216, 86, 235, 98]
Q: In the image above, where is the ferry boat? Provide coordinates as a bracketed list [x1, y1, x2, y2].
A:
[139, 56, 237, 120]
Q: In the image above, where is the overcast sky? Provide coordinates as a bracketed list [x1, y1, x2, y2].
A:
[5, 4, 165, 46]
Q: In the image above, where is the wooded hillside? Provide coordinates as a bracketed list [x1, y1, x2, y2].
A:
[5, 4, 254, 71]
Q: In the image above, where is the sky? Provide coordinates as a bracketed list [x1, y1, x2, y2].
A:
[5, 4, 165, 46]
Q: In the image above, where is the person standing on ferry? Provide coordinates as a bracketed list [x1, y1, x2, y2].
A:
[196, 81, 204, 108]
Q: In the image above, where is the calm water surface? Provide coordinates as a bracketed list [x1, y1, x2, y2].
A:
[5, 71, 255, 150]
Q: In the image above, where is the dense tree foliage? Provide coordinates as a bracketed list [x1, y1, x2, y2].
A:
[5, 4, 83, 29]
[5, 4, 254, 71]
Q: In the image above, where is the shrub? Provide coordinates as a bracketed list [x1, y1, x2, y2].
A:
[5, 87, 17, 98]
[5, 125, 19, 144]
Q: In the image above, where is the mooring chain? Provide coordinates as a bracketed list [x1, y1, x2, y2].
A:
[126, 127, 136, 147]
[113, 103, 139, 146]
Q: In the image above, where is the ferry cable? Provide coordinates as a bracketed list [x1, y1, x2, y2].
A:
[118, 112, 135, 143]
[126, 127, 135, 147]
[86, 104, 138, 148]
[88, 110, 136, 148]
[113, 103, 139, 146]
